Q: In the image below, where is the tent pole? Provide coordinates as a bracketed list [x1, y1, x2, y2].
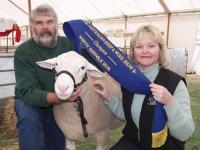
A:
[166, 13, 171, 48]
[159, 0, 171, 48]
[28, 0, 33, 38]
[124, 15, 128, 55]
[6, 36, 8, 53]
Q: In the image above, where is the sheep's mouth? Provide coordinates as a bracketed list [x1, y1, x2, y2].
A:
[56, 92, 72, 100]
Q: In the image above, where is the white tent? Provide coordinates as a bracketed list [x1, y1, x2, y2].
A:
[0, 0, 200, 26]
[1, 0, 200, 72]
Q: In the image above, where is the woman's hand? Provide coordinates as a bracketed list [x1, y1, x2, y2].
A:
[149, 83, 174, 106]
[93, 80, 111, 100]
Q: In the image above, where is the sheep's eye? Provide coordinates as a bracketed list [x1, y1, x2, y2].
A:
[77, 66, 86, 74]
[80, 66, 85, 70]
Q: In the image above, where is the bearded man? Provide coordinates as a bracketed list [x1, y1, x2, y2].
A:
[14, 4, 82, 150]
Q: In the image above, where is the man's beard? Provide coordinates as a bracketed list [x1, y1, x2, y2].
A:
[34, 30, 57, 48]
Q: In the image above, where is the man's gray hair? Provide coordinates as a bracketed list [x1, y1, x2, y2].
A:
[29, 4, 58, 24]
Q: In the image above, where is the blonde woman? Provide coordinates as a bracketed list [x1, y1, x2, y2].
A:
[94, 25, 194, 150]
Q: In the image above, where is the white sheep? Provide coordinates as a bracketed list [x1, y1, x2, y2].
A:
[37, 51, 122, 150]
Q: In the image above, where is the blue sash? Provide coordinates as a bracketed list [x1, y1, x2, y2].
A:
[63, 19, 151, 95]
[63, 20, 168, 147]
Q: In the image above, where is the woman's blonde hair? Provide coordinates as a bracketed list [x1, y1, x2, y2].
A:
[129, 25, 170, 68]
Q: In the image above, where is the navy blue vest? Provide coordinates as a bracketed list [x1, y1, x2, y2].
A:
[122, 68, 186, 150]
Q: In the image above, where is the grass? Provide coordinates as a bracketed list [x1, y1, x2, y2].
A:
[185, 81, 200, 150]
[76, 126, 123, 150]
[0, 80, 199, 150]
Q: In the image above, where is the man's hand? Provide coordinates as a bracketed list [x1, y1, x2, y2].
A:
[47, 92, 62, 104]
[47, 86, 82, 104]
[67, 86, 82, 102]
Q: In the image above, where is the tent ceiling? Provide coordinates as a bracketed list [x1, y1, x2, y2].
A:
[1, 0, 200, 26]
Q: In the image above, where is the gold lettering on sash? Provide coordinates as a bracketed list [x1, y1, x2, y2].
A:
[79, 35, 111, 72]
[108, 56, 117, 65]
[93, 40, 107, 56]
[115, 51, 124, 61]
[89, 48, 103, 63]
[86, 23, 113, 49]
[82, 21, 137, 74]
[85, 32, 94, 41]
[123, 60, 136, 74]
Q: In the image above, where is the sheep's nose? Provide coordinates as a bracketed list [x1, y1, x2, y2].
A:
[58, 84, 69, 92]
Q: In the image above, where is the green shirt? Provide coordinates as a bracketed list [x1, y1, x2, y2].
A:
[14, 36, 75, 107]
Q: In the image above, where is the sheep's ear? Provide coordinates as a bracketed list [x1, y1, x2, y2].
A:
[86, 62, 105, 77]
[36, 57, 57, 70]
